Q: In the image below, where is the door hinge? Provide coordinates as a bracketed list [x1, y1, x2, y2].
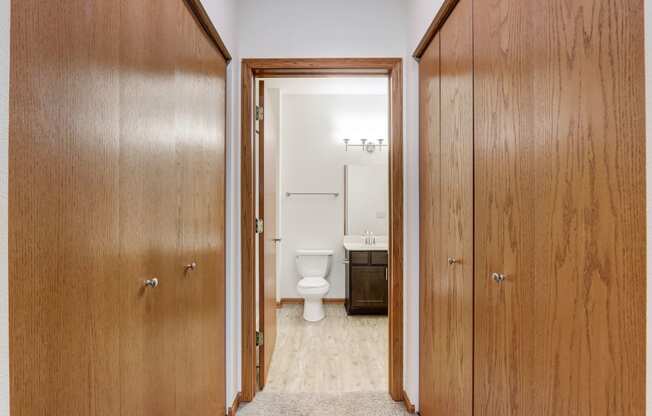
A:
[256, 105, 264, 121]
[256, 331, 264, 346]
[255, 217, 264, 234]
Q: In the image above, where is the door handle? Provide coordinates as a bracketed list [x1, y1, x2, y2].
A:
[184, 262, 197, 273]
[272, 238, 282, 242]
[144, 278, 159, 288]
[447, 257, 459, 265]
[491, 272, 506, 283]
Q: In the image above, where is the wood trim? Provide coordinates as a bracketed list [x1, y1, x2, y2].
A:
[256, 72, 389, 79]
[227, 392, 242, 416]
[402, 390, 416, 413]
[412, 0, 459, 59]
[241, 58, 404, 403]
[277, 298, 346, 307]
[240, 60, 257, 403]
[243, 58, 399, 72]
[183, 0, 232, 62]
[387, 59, 404, 401]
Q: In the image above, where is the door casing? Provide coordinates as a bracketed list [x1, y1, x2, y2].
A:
[240, 58, 404, 403]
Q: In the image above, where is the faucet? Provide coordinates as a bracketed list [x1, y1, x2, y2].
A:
[363, 230, 376, 245]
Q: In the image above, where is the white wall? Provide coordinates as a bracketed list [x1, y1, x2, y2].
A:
[279, 94, 388, 300]
[403, 0, 444, 409]
[238, 0, 406, 58]
[0, 0, 9, 414]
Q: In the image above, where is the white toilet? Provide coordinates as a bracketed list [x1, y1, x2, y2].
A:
[295, 249, 333, 322]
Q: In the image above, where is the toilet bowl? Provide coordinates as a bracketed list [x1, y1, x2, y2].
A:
[295, 249, 333, 322]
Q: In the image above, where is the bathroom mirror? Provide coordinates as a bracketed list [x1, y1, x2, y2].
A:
[344, 164, 389, 236]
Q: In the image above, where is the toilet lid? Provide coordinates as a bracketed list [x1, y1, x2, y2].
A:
[298, 277, 328, 289]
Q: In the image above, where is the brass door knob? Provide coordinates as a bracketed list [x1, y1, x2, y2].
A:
[184, 262, 197, 273]
[447, 257, 459, 265]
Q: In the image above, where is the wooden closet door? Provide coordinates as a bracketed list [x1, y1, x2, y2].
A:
[474, 0, 645, 415]
[175, 3, 227, 415]
[438, 0, 473, 413]
[418, 32, 441, 416]
[118, 0, 179, 414]
[9, 2, 122, 414]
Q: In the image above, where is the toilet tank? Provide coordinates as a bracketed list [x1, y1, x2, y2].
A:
[295, 249, 333, 278]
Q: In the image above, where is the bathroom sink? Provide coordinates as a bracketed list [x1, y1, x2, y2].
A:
[343, 235, 388, 251]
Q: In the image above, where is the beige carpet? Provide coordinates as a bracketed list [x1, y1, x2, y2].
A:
[237, 391, 411, 416]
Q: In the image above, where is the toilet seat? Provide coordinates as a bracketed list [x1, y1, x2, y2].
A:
[297, 278, 330, 296]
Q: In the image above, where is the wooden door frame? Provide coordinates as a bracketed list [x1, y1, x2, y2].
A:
[240, 58, 404, 403]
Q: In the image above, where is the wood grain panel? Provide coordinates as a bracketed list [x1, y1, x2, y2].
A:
[183, 0, 232, 62]
[437, 0, 473, 413]
[418, 33, 440, 416]
[174, 2, 227, 414]
[387, 59, 404, 401]
[259, 80, 279, 389]
[412, 0, 460, 59]
[118, 0, 180, 413]
[531, 0, 645, 414]
[243, 58, 399, 72]
[473, 0, 539, 412]
[474, 0, 645, 415]
[240, 61, 258, 403]
[10, 1, 228, 415]
[9, 1, 122, 414]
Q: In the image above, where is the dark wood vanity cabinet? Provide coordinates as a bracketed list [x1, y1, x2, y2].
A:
[345, 250, 388, 315]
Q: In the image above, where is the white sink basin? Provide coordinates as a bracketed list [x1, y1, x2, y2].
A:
[343, 235, 388, 251]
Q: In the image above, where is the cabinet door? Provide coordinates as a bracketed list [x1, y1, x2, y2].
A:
[474, 0, 645, 415]
[438, 0, 474, 414]
[9, 1, 122, 414]
[350, 266, 388, 311]
[418, 31, 441, 416]
[174, 5, 227, 416]
[118, 1, 179, 414]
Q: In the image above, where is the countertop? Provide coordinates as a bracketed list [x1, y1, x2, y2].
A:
[343, 235, 388, 252]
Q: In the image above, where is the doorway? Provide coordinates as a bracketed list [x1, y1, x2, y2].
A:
[240, 58, 404, 406]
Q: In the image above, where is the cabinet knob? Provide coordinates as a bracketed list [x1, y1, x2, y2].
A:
[447, 257, 459, 265]
[184, 262, 197, 273]
[144, 278, 159, 288]
[491, 272, 506, 283]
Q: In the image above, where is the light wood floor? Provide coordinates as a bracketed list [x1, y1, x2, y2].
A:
[263, 304, 388, 393]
